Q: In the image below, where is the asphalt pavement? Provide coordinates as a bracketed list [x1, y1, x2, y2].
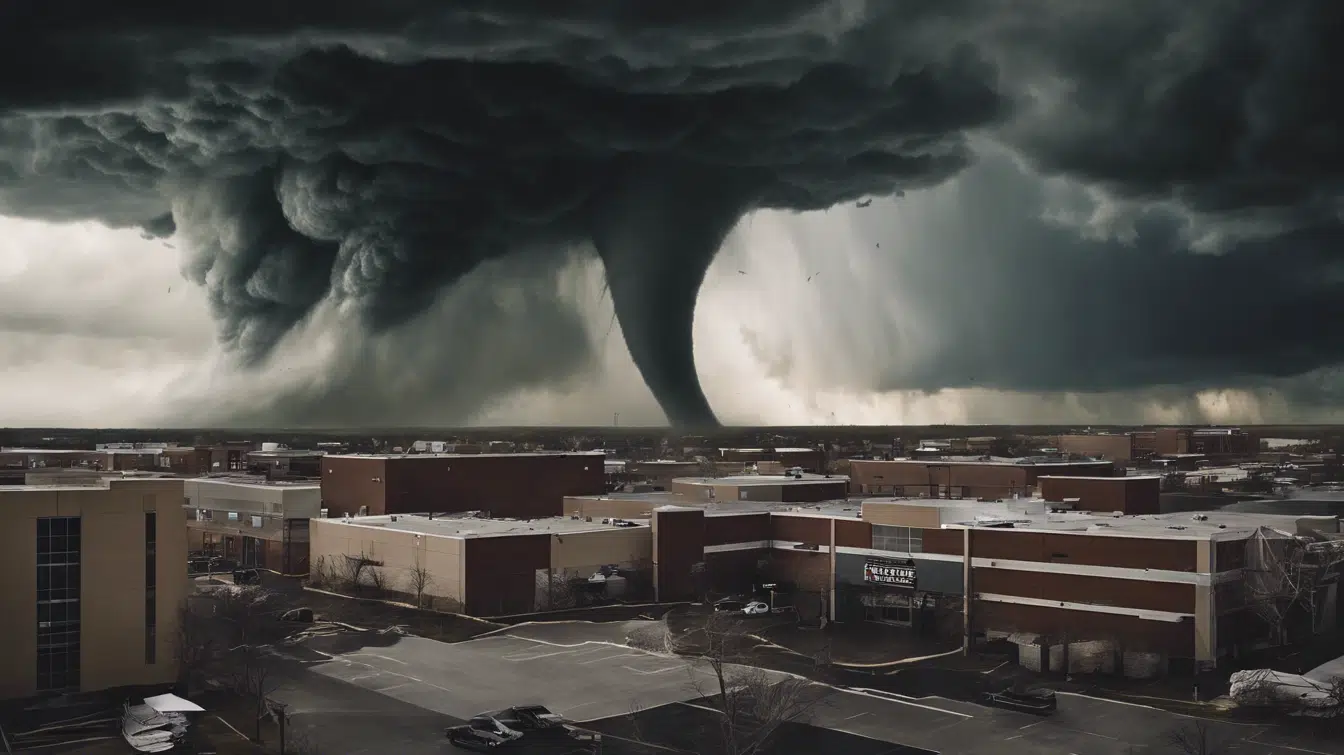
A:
[264, 620, 1344, 755]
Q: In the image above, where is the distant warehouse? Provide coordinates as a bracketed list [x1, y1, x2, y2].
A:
[320, 452, 606, 519]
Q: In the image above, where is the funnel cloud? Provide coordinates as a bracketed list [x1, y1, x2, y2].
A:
[0, 1, 1340, 426]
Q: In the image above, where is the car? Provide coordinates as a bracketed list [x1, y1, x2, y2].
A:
[713, 599, 746, 613]
[742, 601, 771, 616]
[445, 706, 598, 752]
[979, 687, 1057, 715]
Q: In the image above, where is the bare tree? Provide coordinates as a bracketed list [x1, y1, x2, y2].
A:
[213, 584, 279, 647]
[229, 644, 281, 744]
[407, 552, 434, 608]
[660, 611, 826, 755]
[1165, 720, 1227, 755]
[175, 598, 217, 696]
[337, 553, 382, 594]
[365, 566, 388, 597]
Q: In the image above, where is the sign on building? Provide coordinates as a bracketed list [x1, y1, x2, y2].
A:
[864, 559, 916, 588]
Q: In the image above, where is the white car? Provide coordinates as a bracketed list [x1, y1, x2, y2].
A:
[742, 601, 771, 616]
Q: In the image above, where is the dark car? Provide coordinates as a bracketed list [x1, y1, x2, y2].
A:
[713, 599, 746, 613]
[980, 687, 1057, 715]
[232, 567, 261, 585]
[446, 706, 598, 751]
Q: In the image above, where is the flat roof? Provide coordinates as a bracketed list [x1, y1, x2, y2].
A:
[191, 476, 320, 490]
[854, 457, 1111, 468]
[247, 450, 326, 459]
[941, 507, 1334, 541]
[1, 448, 92, 454]
[324, 451, 605, 460]
[673, 474, 849, 487]
[1038, 475, 1162, 481]
[719, 447, 817, 453]
[319, 512, 647, 538]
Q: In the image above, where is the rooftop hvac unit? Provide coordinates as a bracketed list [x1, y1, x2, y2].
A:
[319, 509, 328, 518]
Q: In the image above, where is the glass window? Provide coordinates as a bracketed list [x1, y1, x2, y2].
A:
[37, 516, 81, 692]
[872, 525, 923, 554]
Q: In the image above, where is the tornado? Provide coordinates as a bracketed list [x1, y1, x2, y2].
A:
[592, 159, 762, 427]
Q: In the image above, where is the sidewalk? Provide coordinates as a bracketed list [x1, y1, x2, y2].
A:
[757, 621, 962, 667]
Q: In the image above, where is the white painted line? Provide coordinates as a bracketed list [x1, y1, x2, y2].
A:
[503, 649, 583, 661]
[1245, 733, 1334, 755]
[214, 715, 250, 742]
[623, 664, 687, 675]
[373, 683, 411, 693]
[841, 687, 972, 718]
[577, 650, 639, 660]
[841, 712, 868, 721]
[1019, 720, 1045, 730]
[348, 652, 408, 665]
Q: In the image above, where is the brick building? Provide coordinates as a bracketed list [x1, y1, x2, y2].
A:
[668, 474, 849, 504]
[1056, 434, 1139, 464]
[1039, 475, 1161, 515]
[848, 458, 1115, 499]
[718, 447, 826, 473]
[1156, 428, 1258, 457]
[320, 452, 606, 519]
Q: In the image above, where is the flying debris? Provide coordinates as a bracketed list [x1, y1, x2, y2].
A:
[855, 199, 872, 208]
[738, 270, 747, 275]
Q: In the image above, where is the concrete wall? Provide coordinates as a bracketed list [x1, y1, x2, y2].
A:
[184, 479, 322, 519]
[563, 496, 664, 520]
[0, 479, 187, 699]
[309, 519, 466, 610]
[550, 526, 652, 577]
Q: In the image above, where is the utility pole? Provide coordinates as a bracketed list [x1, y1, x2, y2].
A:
[613, 412, 619, 427]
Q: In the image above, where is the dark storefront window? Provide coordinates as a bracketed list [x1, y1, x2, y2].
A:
[37, 516, 81, 692]
[146, 512, 157, 664]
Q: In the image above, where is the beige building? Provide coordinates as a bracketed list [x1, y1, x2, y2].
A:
[309, 513, 652, 616]
[183, 477, 321, 573]
[0, 478, 188, 699]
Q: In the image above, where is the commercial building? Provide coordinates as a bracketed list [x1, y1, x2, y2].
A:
[244, 449, 325, 479]
[1039, 475, 1161, 515]
[1057, 434, 1140, 464]
[309, 513, 652, 616]
[1156, 427, 1259, 457]
[0, 478, 188, 699]
[565, 486, 1343, 678]
[183, 477, 321, 573]
[848, 457, 1116, 499]
[718, 447, 826, 473]
[668, 474, 850, 504]
[320, 452, 606, 519]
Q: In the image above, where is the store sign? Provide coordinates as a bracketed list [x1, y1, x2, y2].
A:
[864, 559, 916, 587]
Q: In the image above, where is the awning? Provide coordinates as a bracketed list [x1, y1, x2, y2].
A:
[1006, 632, 1041, 646]
[143, 693, 205, 713]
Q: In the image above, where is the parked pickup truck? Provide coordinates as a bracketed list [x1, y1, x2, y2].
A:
[980, 687, 1058, 715]
[446, 706, 599, 751]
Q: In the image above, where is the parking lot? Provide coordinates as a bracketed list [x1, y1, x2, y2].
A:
[268, 623, 1344, 755]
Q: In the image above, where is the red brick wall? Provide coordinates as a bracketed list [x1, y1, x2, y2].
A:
[780, 481, 849, 502]
[464, 534, 551, 616]
[768, 549, 830, 592]
[654, 508, 706, 601]
[1039, 476, 1160, 515]
[973, 568, 1195, 614]
[834, 519, 872, 549]
[770, 515, 830, 546]
[969, 530, 1196, 572]
[384, 454, 605, 518]
[320, 457, 389, 517]
[704, 514, 770, 546]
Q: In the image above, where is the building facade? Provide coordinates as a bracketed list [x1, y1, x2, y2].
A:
[848, 458, 1116, 499]
[320, 452, 607, 519]
[183, 478, 320, 573]
[1038, 475, 1161, 515]
[0, 479, 188, 699]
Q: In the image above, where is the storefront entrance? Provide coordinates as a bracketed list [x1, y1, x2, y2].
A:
[861, 591, 914, 627]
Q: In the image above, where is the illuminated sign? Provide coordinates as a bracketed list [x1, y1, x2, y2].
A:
[864, 559, 916, 588]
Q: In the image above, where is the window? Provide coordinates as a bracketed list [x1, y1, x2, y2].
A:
[145, 512, 157, 664]
[37, 516, 81, 692]
[872, 525, 922, 554]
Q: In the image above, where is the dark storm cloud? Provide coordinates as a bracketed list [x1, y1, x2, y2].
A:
[0, 0, 1004, 427]
[0, 0, 1341, 425]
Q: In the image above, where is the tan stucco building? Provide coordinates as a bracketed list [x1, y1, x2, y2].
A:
[0, 478, 188, 699]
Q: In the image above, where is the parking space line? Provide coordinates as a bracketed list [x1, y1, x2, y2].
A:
[503, 649, 584, 662]
[623, 664, 686, 676]
[347, 653, 408, 666]
[580, 653, 643, 665]
[840, 688, 972, 718]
